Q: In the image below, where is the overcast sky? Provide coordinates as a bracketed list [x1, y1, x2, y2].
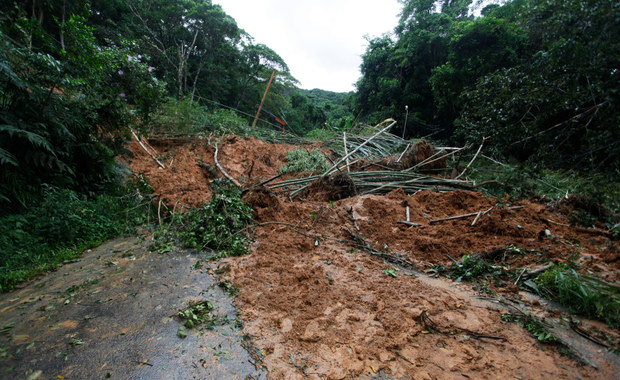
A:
[214, 0, 403, 93]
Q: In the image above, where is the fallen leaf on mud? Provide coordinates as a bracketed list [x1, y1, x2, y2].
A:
[26, 370, 42, 380]
[68, 338, 84, 346]
[1, 322, 15, 335]
[311, 256, 320, 260]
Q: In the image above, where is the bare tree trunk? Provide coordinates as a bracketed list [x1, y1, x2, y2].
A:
[190, 57, 205, 103]
[177, 46, 184, 100]
[176, 30, 199, 101]
[60, 0, 66, 51]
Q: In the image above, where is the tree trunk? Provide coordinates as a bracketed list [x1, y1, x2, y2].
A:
[190, 57, 205, 103]
[177, 46, 184, 100]
[60, 0, 66, 51]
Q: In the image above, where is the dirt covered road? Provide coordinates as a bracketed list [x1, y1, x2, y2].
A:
[3, 135, 617, 379]
[123, 136, 619, 378]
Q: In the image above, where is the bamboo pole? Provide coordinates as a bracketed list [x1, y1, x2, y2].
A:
[343, 132, 350, 172]
[252, 69, 277, 128]
[322, 120, 397, 176]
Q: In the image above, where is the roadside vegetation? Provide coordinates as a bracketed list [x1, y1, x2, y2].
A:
[0, 175, 155, 291]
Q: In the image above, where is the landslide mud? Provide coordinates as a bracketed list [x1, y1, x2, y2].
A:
[30, 135, 615, 379]
[222, 191, 619, 378]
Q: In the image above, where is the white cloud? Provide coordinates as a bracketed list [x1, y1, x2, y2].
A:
[214, 0, 402, 92]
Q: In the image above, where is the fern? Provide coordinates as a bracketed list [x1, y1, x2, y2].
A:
[0, 148, 17, 166]
[0, 124, 54, 154]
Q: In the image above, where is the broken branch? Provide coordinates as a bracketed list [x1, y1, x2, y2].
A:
[131, 129, 165, 169]
[430, 207, 494, 224]
[455, 137, 487, 180]
[214, 143, 242, 187]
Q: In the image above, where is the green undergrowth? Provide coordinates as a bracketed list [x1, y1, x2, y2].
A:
[305, 128, 340, 141]
[469, 159, 620, 227]
[534, 265, 620, 328]
[0, 174, 155, 292]
[149, 99, 248, 136]
[278, 148, 330, 174]
[430, 246, 620, 328]
[428, 246, 526, 295]
[151, 178, 253, 259]
[501, 313, 560, 345]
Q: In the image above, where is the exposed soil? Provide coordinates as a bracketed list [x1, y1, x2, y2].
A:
[123, 135, 296, 207]
[118, 136, 620, 378]
[8, 136, 618, 379]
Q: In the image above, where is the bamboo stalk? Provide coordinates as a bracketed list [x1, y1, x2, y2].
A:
[322, 120, 397, 176]
[430, 207, 494, 224]
[343, 132, 350, 172]
[398, 221, 421, 227]
[397, 143, 411, 163]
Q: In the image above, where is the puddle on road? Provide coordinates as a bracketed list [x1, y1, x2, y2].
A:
[0, 237, 264, 379]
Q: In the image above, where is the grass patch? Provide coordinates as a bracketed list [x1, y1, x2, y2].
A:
[0, 176, 155, 292]
[534, 265, 620, 327]
[278, 148, 330, 174]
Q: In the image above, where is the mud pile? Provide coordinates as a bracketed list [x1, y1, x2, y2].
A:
[122, 136, 294, 207]
[303, 172, 358, 202]
[124, 136, 619, 378]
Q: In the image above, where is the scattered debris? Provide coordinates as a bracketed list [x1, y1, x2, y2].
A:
[115, 134, 620, 378]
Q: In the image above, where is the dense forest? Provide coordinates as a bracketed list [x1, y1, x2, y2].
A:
[0, 0, 618, 288]
[355, 0, 619, 170]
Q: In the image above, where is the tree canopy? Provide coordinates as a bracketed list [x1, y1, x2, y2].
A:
[354, 0, 620, 170]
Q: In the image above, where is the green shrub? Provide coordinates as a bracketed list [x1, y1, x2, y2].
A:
[470, 160, 620, 219]
[305, 129, 340, 141]
[150, 100, 249, 136]
[0, 176, 155, 292]
[535, 265, 620, 327]
[156, 178, 253, 259]
[279, 148, 330, 174]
